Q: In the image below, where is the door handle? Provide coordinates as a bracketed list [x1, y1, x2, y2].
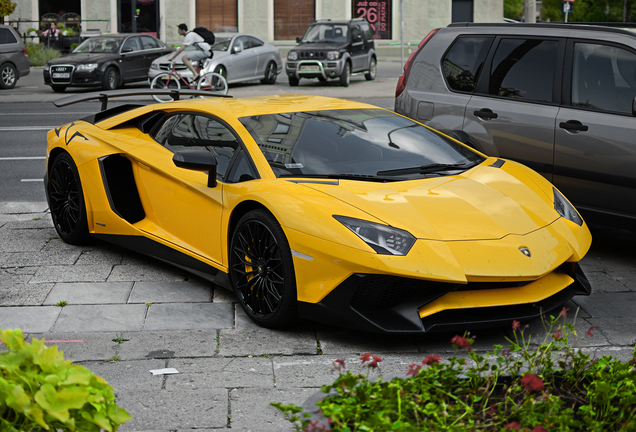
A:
[474, 109, 498, 120]
[559, 120, 588, 132]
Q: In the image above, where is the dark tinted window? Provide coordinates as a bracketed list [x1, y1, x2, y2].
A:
[572, 42, 636, 114]
[443, 36, 493, 92]
[122, 36, 141, 52]
[141, 35, 162, 50]
[246, 36, 264, 48]
[488, 38, 558, 102]
[153, 114, 239, 179]
[0, 27, 18, 44]
[226, 150, 258, 183]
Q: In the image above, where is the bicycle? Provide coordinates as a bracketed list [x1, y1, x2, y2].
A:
[149, 60, 228, 103]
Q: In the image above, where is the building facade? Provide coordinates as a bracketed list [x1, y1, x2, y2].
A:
[9, 0, 502, 47]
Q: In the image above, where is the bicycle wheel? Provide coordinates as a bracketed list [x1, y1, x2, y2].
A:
[197, 72, 228, 96]
[150, 73, 181, 102]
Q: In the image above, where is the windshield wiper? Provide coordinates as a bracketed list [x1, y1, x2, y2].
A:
[376, 163, 474, 176]
[279, 173, 398, 182]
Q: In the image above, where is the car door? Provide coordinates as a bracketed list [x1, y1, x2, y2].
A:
[463, 36, 565, 179]
[554, 40, 636, 220]
[119, 36, 146, 81]
[228, 36, 258, 81]
[246, 36, 266, 79]
[139, 35, 166, 72]
[129, 113, 241, 265]
[350, 24, 366, 71]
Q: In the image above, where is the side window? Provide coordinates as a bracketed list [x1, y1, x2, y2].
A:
[226, 150, 258, 183]
[141, 35, 161, 50]
[572, 42, 636, 114]
[122, 36, 141, 52]
[152, 114, 239, 179]
[442, 36, 493, 93]
[247, 36, 264, 48]
[487, 38, 558, 102]
[351, 25, 362, 43]
[234, 36, 248, 52]
[0, 28, 18, 44]
[360, 23, 373, 41]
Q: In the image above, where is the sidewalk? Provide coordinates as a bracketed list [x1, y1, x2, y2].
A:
[1, 202, 635, 430]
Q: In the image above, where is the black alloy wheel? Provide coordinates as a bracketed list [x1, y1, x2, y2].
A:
[261, 61, 277, 84]
[229, 209, 297, 328]
[47, 153, 89, 245]
[102, 67, 119, 90]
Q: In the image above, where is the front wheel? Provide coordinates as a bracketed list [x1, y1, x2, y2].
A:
[339, 62, 350, 87]
[229, 209, 297, 328]
[288, 75, 299, 86]
[51, 85, 67, 93]
[365, 57, 377, 81]
[101, 67, 119, 90]
[261, 61, 277, 84]
[150, 73, 181, 102]
[0, 63, 17, 89]
[47, 153, 89, 245]
[197, 72, 228, 95]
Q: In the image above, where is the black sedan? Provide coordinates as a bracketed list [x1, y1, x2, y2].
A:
[43, 34, 174, 92]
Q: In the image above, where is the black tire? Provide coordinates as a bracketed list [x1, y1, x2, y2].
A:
[317, 76, 327, 82]
[47, 153, 90, 245]
[339, 62, 350, 87]
[0, 63, 17, 89]
[365, 57, 377, 81]
[229, 209, 297, 328]
[261, 61, 277, 84]
[101, 67, 119, 90]
[51, 85, 67, 93]
[288, 75, 299, 86]
[214, 65, 227, 82]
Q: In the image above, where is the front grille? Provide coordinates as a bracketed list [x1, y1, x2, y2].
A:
[158, 63, 188, 72]
[299, 51, 326, 59]
[50, 65, 74, 84]
[351, 276, 452, 311]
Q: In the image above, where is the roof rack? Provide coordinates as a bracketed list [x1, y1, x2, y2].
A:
[447, 22, 636, 37]
[53, 89, 232, 111]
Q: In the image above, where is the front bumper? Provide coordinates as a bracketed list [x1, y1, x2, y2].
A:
[285, 59, 344, 80]
[44, 66, 104, 87]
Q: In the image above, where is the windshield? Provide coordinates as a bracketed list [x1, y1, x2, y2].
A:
[301, 24, 349, 43]
[210, 37, 231, 51]
[240, 109, 485, 180]
[73, 37, 122, 53]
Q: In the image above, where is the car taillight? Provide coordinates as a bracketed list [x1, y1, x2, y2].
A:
[395, 28, 440, 98]
[22, 48, 28, 56]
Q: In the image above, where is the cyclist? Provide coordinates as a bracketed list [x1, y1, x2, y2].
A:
[169, 23, 211, 83]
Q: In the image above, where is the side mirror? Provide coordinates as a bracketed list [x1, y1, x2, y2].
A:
[296, 36, 302, 43]
[173, 151, 218, 187]
[121, 47, 133, 53]
[232, 45, 242, 54]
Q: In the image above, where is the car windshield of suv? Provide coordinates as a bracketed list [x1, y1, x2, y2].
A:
[301, 24, 349, 43]
[73, 37, 122, 53]
[210, 37, 231, 51]
[240, 109, 484, 180]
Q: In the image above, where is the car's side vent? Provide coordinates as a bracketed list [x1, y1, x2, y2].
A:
[99, 155, 145, 224]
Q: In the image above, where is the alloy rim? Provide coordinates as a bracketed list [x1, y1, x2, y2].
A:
[2, 68, 15, 86]
[48, 159, 80, 236]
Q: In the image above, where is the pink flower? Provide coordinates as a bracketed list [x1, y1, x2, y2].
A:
[333, 359, 345, 371]
[586, 326, 594, 337]
[558, 306, 569, 318]
[450, 335, 472, 351]
[360, 353, 382, 368]
[630, 358, 636, 366]
[422, 354, 441, 365]
[521, 373, 545, 392]
[531, 426, 549, 432]
[406, 363, 421, 376]
[512, 320, 521, 331]
[304, 420, 328, 431]
[553, 328, 564, 340]
[504, 421, 521, 430]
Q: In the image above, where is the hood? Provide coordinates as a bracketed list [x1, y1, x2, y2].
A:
[293, 42, 347, 51]
[300, 164, 559, 241]
[49, 53, 117, 65]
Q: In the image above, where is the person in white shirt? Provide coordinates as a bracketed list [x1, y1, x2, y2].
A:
[168, 23, 211, 82]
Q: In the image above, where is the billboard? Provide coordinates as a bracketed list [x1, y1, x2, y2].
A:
[352, 0, 391, 39]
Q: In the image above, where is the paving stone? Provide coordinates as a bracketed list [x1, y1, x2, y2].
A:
[27, 332, 121, 362]
[229, 387, 313, 431]
[144, 303, 234, 331]
[573, 292, 636, 318]
[218, 328, 318, 356]
[43, 282, 133, 305]
[3, 216, 53, 230]
[116, 388, 229, 431]
[0, 306, 60, 333]
[83, 359, 168, 392]
[31, 264, 114, 283]
[0, 202, 49, 214]
[2, 247, 81, 267]
[129, 280, 213, 303]
[234, 306, 263, 330]
[0, 280, 54, 306]
[165, 357, 275, 389]
[317, 329, 419, 354]
[53, 304, 147, 332]
[587, 317, 636, 347]
[585, 270, 631, 293]
[108, 264, 190, 282]
[213, 286, 237, 302]
[0, 227, 56, 252]
[116, 330, 218, 360]
[75, 248, 125, 266]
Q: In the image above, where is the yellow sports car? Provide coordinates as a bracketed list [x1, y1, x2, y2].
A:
[45, 90, 592, 333]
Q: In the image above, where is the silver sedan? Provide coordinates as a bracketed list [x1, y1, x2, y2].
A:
[148, 32, 282, 85]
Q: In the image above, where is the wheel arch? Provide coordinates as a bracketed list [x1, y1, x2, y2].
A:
[101, 62, 123, 84]
[227, 200, 271, 244]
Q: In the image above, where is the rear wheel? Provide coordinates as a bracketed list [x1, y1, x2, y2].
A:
[47, 153, 89, 245]
[101, 67, 119, 90]
[365, 57, 377, 81]
[197, 72, 228, 95]
[229, 209, 297, 328]
[339, 62, 350, 87]
[0, 63, 17, 89]
[150, 73, 181, 102]
[51, 85, 67, 93]
[261, 61, 278, 84]
[288, 75, 299, 86]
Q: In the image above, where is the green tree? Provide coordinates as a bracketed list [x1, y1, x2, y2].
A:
[504, 0, 525, 19]
[0, 0, 17, 20]
[541, 0, 636, 22]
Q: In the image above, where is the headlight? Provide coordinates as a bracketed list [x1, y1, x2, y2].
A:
[554, 187, 583, 226]
[44, 64, 50, 71]
[150, 62, 159, 70]
[76, 63, 98, 72]
[326, 51, 339, 60]
[287, 51, 298, 61]
[334, 215, 416, 255]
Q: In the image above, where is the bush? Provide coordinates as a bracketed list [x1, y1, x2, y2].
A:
[273, 309, 636, 431]
[26, 43, 62, 67]
[0, 328, 132, 431]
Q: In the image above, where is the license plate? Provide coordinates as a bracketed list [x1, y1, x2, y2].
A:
[300, 65, 320, 71]
[52, 73, 70, 78]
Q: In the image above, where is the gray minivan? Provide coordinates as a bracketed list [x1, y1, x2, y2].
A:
[395, 23, 636, 229]
[0, 24, 30, 89]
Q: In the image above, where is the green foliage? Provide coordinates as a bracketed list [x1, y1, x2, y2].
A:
[541, 0, 636, 22]
[26, 43, 62, 67]
[0, 328, 132, 431]
[273, 310, 636, 431]
[0, 0, 17, 17]
[504, 0, 524, 20]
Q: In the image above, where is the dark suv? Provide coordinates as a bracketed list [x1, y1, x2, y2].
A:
[395, 23, 636, 229]
[285, 18, 376, 87]
[0, 24, 30, 89]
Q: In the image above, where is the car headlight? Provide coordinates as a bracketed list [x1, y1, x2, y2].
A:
[44, 64, 50, 72]
[327, 51, 339, 60]
[554, 187, 583, 226]
[76, 63, 98, 72]
[334, 215, 416, 255]
[287, 51, 298, 61]
[150, 62, 159, 70]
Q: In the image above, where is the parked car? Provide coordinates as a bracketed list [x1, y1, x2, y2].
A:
[0, 24, 30, 89]
[394, 23, 636, 229]
[45, 90, 591, 333]
[148, 33, 283, 85]
[43, 34, 173, 92]
[285, 18, 377, 87]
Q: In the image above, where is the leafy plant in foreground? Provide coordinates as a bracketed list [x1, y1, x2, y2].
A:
[273, 309, 636, 431]
[0, 328, 132, 431]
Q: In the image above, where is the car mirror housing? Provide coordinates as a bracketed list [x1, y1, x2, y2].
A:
[121, 47, 133, 53]
[296, 36, 302, 43]
[233, 46, 242, 54]
[172, 151, 218, 187]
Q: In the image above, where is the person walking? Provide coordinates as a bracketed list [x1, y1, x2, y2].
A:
[168, 23, 211, 83]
